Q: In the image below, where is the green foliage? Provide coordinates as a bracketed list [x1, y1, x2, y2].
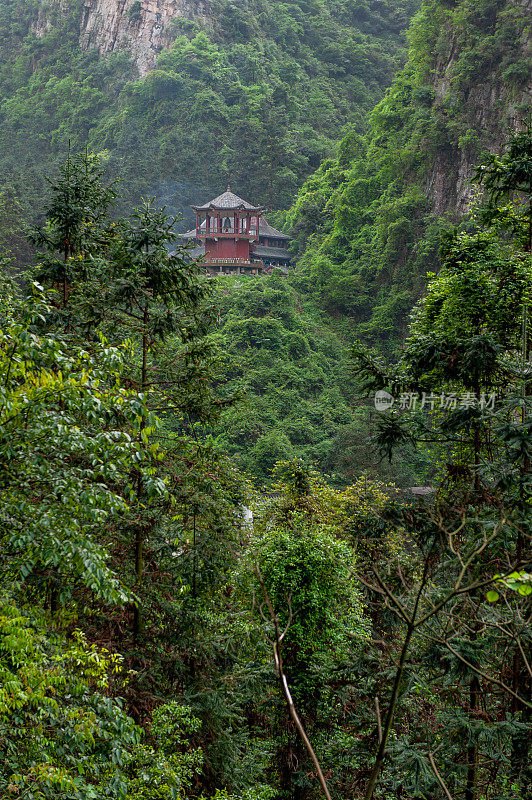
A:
[405, 228, 529, 389]
[254, 518, 364, 657]
[240, 463, 384, 796]
[346, 137, 532, 798]
[0, 0, 132, 219]
[128, 2, 142, 23]
[0, 599, 208, 799]
[1, 5, 531, 799]
[105, 0, 415, 210]
[0, 186, 32, 270]
[14, 153, 268, 798]
[124, 703, 204, 800]
[476, 121, 532, 248]
[0, 284, 153, 604]
[356, 127, 532, 489]
[286, 0, 530, 349]
[0, 0, 415, 218]
[211, 274, 429, 486]
[212, 275, 376, 484]
[0, 600, 140, 798]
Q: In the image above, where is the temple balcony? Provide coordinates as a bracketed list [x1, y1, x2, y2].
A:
[196, 230, 258, 240]
[203, 256, 262, 266]
[201, 256, 265, 274]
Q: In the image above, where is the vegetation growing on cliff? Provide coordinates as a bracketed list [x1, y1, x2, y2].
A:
[284, 0, 531, 348]
[211, 273, 428, 485]
[0, 0, 416, 224]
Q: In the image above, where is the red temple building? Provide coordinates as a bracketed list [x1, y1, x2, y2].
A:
[181, 188, 291, 276]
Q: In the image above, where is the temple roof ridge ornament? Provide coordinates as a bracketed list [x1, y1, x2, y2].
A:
[192, 188, 264, 212]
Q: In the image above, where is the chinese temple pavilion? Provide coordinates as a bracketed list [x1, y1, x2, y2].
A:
[181, 188, 291, 275]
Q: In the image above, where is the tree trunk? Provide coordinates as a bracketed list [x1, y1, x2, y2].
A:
[133, 306, 149, 643]
[465, 675, 480, 800]
[132, 522, 144, 643]
[510, 651, 532, 797]
[364, 624, 414, 800]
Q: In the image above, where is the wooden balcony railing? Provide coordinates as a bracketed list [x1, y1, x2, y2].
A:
[202, 257, 263, 266]
[197, 230, 258, 238]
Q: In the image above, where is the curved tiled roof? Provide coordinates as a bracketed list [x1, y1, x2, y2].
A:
[192, 187, 263, 212]
[180, 227, 199, 239]
[258, 217, 290, 239]
[251, 245, 291, 260]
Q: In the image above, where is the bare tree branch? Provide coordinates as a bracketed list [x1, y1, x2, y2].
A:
[428, 749, 455, 800]
[254, 562, 333, 800]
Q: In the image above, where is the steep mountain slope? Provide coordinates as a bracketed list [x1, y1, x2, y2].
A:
[0, 0, 417, 223]
[212, 274, 426, 485]
[284, 0, 531, 349]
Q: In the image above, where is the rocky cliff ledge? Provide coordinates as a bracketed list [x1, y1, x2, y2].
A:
[81, 0, 212, 75]
[38, 0, 211, 76]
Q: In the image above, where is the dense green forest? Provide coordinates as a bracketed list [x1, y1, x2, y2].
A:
[0, 0, 429, 487]
[203, 0, 531, 485]
[209, 274, 429, 485]
[1, 132, 532, 799]
[283, 0, 531, 348]
[1, 0, 532, 797]
[0, 0, 415, 223]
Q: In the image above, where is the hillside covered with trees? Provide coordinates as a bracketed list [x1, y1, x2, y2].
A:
[2, 130, 532, 799]
[0, 0, 532, 798]
[0, 0, 416, 223]
[283, 0, 531, 348]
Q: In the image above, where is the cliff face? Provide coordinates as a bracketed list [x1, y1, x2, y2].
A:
[426, 0, 531, 217]
[282, 0, 531, 350]
[38, 0, 212, 76]
[81, 0, 213, 75]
